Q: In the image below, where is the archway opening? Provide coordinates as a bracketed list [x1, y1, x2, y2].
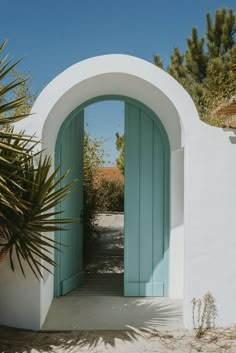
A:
[54, 95, 170, 299]
[83, 100, 125, 296]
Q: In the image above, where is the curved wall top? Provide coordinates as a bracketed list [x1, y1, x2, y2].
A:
[19, 54, 200, 152]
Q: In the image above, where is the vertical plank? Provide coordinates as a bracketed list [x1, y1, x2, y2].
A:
[57, 110, 84, 295]
[124, 103, 140, 296]
[163, 134, 170, 296]
[139, 111, 154, 296]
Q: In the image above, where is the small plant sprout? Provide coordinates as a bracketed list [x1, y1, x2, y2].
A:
[191, 291, 217, 338]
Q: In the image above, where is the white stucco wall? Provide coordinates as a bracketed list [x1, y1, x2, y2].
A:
[0, 254, 41, 330]
[184, 124, 236, 327]
[169, 149, 184, 299]
[1, 54, 235, 329]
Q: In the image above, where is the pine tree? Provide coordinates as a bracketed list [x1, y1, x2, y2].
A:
[154, 8, 236, 126]
[206, 8, 235, 57]
[153, 54, 163, 69]
[185, 27, 208, 83]
[167, 47, 186, 81]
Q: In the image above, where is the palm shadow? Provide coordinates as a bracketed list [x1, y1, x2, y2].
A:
[0, 299, 183, 352]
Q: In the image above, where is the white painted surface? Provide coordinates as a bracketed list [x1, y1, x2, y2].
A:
[169, 149, 184, 299]
[169, 225, 184, 299]
[184, 124, 236, 328]
[1, 54, 235, 329]
[0, 253, 41, 330]
[40, 275, 54, 328]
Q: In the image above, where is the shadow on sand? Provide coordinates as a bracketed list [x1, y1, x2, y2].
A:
[0, 300, 183, 352]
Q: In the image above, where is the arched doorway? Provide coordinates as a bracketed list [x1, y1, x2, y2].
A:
[54, 95, 170, 297]
[8, 54, 199, 330]
[2, 54, 234, 330]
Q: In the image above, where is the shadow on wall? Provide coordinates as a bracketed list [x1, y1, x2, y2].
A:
[223, 128, 236, 144]
[0, 299, 183, 351]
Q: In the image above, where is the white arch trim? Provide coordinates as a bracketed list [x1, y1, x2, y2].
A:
[20, 54, 199, 153]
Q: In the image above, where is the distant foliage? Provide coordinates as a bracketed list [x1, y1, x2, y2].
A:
[96, 178, 124, 212]
[12, 70, 35, 117]
[83, 132, 105, 240]
[154, 8, 236, 126]
[116, 132, 124, 175]
[83, 133, 124, 235]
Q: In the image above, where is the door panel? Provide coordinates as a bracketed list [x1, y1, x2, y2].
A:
[152, 123, 165, 295]
[124, 103, 140, 296]
[124, 103, 169, 297]
[55, 110, 84, 296]
[139, 110, 154, 296]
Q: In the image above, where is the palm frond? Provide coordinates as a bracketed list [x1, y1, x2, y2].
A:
[0, 41, 79, 278]
[0, 155, 79, 278]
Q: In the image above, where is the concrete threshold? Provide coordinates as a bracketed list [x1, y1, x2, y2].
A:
[42, 296, 183, 331]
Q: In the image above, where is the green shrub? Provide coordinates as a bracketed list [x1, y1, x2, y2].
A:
[83, 133, 105, 261]
[96, 178, 124, 212]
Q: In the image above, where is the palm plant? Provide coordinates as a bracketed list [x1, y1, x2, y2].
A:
[0, 40, 33, 212]
[0, 41, 78, 278]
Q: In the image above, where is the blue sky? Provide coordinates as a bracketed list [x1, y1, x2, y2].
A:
[1, 1, 235, 164]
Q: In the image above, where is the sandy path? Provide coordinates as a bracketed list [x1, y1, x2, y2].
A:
[85, 213, 124, 274]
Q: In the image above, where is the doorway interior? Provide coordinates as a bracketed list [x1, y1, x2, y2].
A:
[82, 100, 125, 296]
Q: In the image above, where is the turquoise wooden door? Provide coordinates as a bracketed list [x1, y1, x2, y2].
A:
[54, 110, 84, 296]
[124, 102, 170, 297]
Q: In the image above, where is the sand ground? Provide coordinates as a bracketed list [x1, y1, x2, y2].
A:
[1, 326, 236, 353]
